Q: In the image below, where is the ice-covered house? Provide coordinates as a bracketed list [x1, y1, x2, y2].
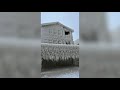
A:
[41, 22, 74, 44]
[74, 39, 79, 45]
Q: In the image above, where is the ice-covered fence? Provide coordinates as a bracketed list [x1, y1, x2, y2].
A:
[41, 43, 79, 67]
[0, 38, 41, 78]
[41, 43, 79, 60]
[80, 43, 120, 78]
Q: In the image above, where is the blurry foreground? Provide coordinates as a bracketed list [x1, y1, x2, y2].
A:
[80, 12, 120, 78]
[80, 42, 120, 78]
[0, 38, 41, 78]
[0, 12, 41, 78]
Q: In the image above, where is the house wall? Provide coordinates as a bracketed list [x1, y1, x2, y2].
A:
[41, 24, 74, 44]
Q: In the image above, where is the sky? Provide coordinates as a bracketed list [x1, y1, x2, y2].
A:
[107, 12, 120, 31]
[41, 12, 79, 41]
[41, 12, 120, 41]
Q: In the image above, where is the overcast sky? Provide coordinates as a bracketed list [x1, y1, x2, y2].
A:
[107, 12, 120, 31]
[41, 12, 120, 41]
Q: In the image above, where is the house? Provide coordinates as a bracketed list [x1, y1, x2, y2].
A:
[41, 22, 74, 44]
[74, 39, 79, 45]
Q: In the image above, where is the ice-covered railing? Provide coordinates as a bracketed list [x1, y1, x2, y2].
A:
[41, 43, 79, 61]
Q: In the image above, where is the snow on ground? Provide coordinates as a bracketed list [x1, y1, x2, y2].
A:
[52, 72, 79, 78]
[41, 67, 79, 78]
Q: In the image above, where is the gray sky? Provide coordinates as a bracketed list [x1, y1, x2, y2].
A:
[41, 12, 79, 41]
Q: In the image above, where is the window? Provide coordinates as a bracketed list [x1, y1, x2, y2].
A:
[66, 41, 70, 44]
[65, 31, 70, 35]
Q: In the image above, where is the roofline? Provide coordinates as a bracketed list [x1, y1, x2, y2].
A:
[41, 22, 74, 32]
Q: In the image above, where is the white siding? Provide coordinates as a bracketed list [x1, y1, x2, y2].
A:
[41, 24, 74, 44]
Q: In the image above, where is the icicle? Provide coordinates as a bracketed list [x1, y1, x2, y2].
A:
[41, 43, 79, 62]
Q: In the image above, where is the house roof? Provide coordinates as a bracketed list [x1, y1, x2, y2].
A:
[41, 22, 74, 32]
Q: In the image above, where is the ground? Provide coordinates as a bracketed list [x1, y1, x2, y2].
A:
[41, 66, 79, 78]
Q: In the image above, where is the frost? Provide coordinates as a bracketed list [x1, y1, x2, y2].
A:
[41, 43, 79, 61]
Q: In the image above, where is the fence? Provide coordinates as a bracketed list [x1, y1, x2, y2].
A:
[41, 43, 79, 68]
